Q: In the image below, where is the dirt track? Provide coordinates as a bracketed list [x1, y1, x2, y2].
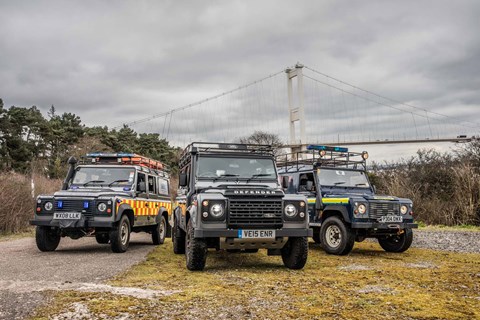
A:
[0, 233, 155, 320]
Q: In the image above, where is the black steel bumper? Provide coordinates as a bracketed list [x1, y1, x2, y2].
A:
[351, 222, 418, 229]
[30, 219, 114, 228]
[194, 228, 312, 238]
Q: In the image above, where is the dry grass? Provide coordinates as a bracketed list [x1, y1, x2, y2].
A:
[0, 172, 61, 233]
[33, 240, 480, 320]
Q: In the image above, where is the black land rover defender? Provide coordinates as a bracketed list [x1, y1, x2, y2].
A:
[277, 145, 417, 255]
[172, 142, 311, 271]
[30, 153, 172, 253]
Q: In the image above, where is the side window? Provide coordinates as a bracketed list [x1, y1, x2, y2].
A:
[137, 172, 146, 193]
[148, 175, 157, 194]
[298, 173, 316, 192]
[158, 178, 169, 196]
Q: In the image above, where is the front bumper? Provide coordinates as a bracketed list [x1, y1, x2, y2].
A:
[194, 228, 312, 238]
[351, 222, 418, 229]
[30, 218, 114, 228]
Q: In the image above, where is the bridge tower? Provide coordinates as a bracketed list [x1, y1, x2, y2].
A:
[286, 63, 306, 156]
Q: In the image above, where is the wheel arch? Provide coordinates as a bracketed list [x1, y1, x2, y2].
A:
[321, 206, 351, 224]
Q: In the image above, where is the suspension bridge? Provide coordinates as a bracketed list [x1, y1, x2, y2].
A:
[114, 63, 479, 151]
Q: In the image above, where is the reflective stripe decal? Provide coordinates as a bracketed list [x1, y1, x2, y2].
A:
[307, 198, 316, 204]
[322, 198, 349, 204]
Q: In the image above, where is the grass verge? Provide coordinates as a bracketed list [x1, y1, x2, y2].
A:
[32, 240, 480, 320]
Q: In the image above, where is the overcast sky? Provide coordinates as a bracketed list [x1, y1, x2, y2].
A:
[1, 1, 479, 161]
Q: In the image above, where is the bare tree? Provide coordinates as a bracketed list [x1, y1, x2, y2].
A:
[238, 131, 284, 155]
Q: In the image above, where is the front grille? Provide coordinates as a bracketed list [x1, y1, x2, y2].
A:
[55, 199, 94, 217]
[228, 200, 283, 229]
[369, 202, 400, 219]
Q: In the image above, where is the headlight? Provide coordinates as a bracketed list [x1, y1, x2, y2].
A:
[400, 205, 408, 215]
[210, 203, 224, 217]
[97, 203, 107, 212]
[44, 201, 53, 211]
[358, 204, 367, 214]
[284, 204, 297, 217]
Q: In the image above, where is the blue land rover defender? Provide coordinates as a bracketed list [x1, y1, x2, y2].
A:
[277, 145, 417, 255]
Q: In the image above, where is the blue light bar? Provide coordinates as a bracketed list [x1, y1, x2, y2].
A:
[57, 200, 63, 209]
[83, 201, 90, 209]
[307, 145, 349, 152]
[86, 153, 136, 158]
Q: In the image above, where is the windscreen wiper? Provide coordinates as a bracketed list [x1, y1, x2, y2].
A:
[83, 180, 105, 186]
[247, 174, 271, 182]
[333, 181, 346, 185]
[108, 179, 130, 187]
[213, 174, 239, 182]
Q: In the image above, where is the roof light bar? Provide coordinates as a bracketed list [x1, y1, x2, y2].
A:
[84, 153, 165, 171]
[307, 145, 349, 153]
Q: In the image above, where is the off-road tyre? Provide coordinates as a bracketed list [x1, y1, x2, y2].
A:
[185, 219, 207, 271]
[312, 227, 321, 244]
[36, 226, 60, 252]
[320, 216, 355, 255]
[281, 237, 308, 269]
[173, 217, 186, 254]
[95, 233, 109, 244]
[110, 215, 130, 253]
[152, 215, 166, 245]
[378, 229, 413, 253]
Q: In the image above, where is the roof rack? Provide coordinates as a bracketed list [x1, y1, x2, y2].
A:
[179, 142, 274, 168]
[276, 145, 368, 172]
[81, 153, 168, 172]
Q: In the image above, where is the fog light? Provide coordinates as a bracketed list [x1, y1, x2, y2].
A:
[299, 212, 305, 218]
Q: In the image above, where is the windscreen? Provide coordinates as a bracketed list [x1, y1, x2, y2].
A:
[196, 156, 277, 179]
[317, 168, 370, 188]
[72, 167, 135, 187]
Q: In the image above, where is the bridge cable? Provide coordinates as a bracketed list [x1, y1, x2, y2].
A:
[113, 70, 285, 130]
[302, 74, 479, 130]
[304, 66, 480, 129]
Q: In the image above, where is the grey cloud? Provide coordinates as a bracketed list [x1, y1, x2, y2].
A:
[1, 0, 479, 162]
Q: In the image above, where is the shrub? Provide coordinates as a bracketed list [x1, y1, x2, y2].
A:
[0, 172, 61, 233]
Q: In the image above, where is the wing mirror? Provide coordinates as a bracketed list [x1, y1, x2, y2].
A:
[179, 173, 188, 187]
[281, 176, 289, 189]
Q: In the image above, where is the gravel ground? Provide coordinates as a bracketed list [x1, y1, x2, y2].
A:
[0, 229, 478, 319]
[412, 229, 480, 253]
[0, 233, 155, 320]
